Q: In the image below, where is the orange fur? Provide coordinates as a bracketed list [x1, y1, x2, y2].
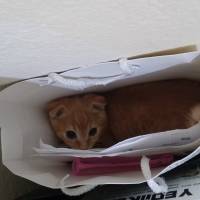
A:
[47, 79, 200, 149]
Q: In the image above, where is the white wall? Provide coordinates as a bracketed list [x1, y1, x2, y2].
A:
[1, 0, 200, 79]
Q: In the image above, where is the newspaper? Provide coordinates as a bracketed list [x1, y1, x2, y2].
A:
[117, 161, 200, 200]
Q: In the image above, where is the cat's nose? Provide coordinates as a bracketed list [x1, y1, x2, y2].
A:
[80, 147, 88, 150]
[80, 143, 89, 150]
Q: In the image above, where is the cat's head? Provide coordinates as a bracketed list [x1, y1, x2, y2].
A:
[47, 94, 107, 150]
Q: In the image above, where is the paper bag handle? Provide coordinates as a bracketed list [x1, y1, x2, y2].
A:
[60, 174, 98, 196]
[59, 155, 168, 196]
[44, 58, 140, 90]
[141, 156, 168, 193]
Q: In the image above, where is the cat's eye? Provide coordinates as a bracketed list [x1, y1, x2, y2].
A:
[89, 128, 97, 136]
[65, 130, 77, 140]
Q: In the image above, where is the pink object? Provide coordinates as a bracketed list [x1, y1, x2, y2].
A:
[72, 154, 174, 176]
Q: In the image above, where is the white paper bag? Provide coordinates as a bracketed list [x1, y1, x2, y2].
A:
[1, 50, 200, 195]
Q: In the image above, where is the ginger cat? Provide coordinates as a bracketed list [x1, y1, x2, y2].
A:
[47, 79, 200, 150]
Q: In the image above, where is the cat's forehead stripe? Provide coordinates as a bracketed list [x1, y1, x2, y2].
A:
[73, 111, 90, 130]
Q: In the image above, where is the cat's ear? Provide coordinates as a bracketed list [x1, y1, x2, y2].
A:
[47, 101, 68, 119]
[84, 94, 107, 111]
[49, 105, 67, 119]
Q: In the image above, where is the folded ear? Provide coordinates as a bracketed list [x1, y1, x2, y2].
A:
[84, 94, 107, 111]
[50, 104, 67, 119]
[47, 99, 68, 119]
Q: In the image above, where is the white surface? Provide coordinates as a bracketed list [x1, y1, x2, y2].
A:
[1, 0, 200, 79]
